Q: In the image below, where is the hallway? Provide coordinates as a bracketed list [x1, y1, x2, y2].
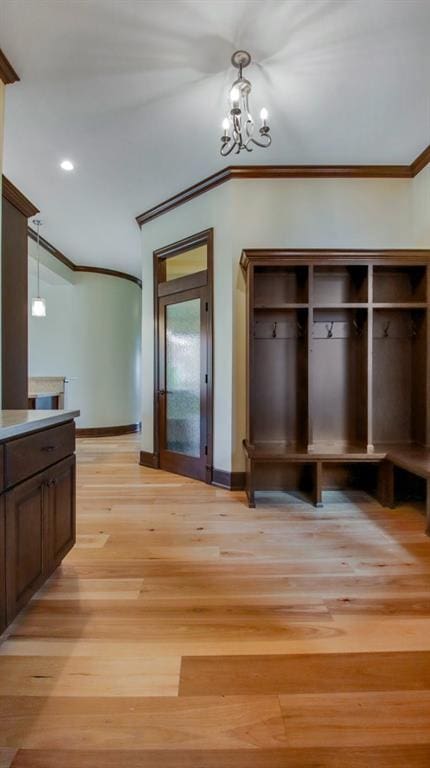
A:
[0, 434, 430, 766]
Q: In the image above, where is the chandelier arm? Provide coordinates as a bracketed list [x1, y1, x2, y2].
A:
[220, 139, 238, 157]
[250, 133, 272, 149]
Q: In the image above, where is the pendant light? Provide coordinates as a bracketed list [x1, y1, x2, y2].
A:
[31, 219, 46, 317]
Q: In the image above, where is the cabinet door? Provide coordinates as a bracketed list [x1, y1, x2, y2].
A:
[46, 455, 76, 574]
[5, 472, 48, 624]
[0, 498, 6, 634]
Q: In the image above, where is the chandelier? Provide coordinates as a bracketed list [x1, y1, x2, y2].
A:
[220, 50, 271, 156]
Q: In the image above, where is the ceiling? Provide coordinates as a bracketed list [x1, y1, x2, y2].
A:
[1, 0, 430, 277]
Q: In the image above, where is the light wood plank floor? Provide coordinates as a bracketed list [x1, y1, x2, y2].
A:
[1, 434, 430, 766]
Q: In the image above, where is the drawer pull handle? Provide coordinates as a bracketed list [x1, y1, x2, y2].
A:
[41, 445, 55, 452]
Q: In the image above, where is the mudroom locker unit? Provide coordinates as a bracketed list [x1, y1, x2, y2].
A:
[241, 249, 430, 534]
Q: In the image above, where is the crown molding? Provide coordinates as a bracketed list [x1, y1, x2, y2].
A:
[240, 248, 430, 270]
[27, 227, 142, 288]
[2, 175, 39, 217]
[410, 145, 430, 177]
[136, 144, 430, 228]
[0, 49, 19, 84]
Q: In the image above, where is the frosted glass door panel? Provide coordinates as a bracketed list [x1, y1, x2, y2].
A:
[166, 298, 201, 456]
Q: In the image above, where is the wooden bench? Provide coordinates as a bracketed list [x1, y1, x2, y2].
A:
[379, 445, 430, 535]
[243, 440, 430, 536]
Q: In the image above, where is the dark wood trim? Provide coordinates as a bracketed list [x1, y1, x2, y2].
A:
[76, 423, 141, 438]
[139, 450, 160, 469]
[411, 145, 430, 177]
[0, 50, 19, 84]
[28, 227, 142, 288]
[240, 248, 430, 270]
[136, 145, 430, 227]
[138, 171, 231, 227]
[136, 165, 411, 228]
[74, 265, 142, 288]
[158, 270, 207, 297]
[28, 227, 75, 270]
[154, 229, 215, 260]
[212, 469, 246, 491]
[153, 228, 214, 483]
[2, 196, 29, 407]
[2, 176, 38, 218]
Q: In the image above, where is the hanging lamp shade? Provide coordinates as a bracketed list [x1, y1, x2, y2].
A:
[31, 297, 46, 317]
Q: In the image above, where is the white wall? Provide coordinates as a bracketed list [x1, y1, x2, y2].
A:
[141, 175, 421, 472]
[29, 243, 141, 429]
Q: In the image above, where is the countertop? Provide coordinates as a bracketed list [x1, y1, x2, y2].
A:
[0, 410, 80, 441]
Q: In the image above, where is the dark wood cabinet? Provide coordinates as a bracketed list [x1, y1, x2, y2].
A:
[241, 251, 430, 532]
[0, 418, 76, 633]
[5, 470, 48, 624]
[0, 498, 5, 633]
[46, 455, 76, 574]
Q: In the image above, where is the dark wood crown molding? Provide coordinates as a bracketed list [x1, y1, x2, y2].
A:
[137, 169, 231, 227]
[0, 50, 19, 84]
[2, 176, 38, 218]
[28, 227, 75, 270]
[411, 145, 430, 177]
[136, 144, 430, 228]
[240, 248, 430, 270]
[27, 227, 142, 288]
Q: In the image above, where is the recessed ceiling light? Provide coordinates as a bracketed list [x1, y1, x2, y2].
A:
[60, 159, 74, 171]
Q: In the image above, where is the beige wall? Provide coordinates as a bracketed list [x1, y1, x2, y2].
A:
[141, 175, 419, 472]
[413, 163, 430, 246]
[29, 240, 142, 429]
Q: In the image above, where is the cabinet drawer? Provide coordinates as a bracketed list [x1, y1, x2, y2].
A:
[5, 422, 75, 488]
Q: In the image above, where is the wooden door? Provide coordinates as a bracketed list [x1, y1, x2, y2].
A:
[0, 498, 6, 634]
[46, 455, 76, 574]
[5, 471, 48, 623]
[158, 286, 210, 481]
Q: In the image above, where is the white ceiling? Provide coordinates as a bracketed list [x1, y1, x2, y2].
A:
[1, 0, 430, 276]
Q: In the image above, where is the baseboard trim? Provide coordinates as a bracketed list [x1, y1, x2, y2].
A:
[139, 450, 160, 469]
[76, 422, 141, 438]
[212, 468, 246, 491]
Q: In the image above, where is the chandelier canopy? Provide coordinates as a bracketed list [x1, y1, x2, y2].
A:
[220, 50, 271, 156]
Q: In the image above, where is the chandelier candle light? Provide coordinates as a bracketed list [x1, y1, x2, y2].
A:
[31, 219, 47, 317]
[220, 50, 271, 156]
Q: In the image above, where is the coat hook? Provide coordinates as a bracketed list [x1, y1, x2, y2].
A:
[272, 321, 277, 338]
[326, 321, 334, 339]
[383, 321, 390, 338]
[353, 319, 362, 336]
[410, 320, 417, 338]
[297, 320, 304, 338]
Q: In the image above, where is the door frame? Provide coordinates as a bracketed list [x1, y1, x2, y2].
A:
[153, 228, 213, 483]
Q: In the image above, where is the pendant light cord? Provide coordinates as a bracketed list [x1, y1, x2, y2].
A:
[33, 219, 42, 297]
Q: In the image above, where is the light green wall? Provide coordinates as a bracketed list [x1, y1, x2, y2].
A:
[29, 248, 141, 429]
[141, 175, 419, 473]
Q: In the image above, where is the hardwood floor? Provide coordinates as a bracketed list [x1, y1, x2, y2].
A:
[1, 433, 430, 766]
